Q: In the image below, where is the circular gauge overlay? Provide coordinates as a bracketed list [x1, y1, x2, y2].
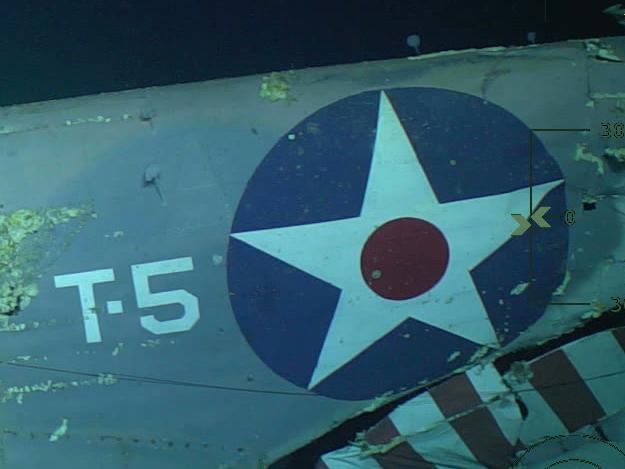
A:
[227, 87, 568, 400]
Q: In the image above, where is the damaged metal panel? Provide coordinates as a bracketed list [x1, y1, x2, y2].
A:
[317, 326, 625, 468]
[317, 364, 523, 468]
[506, 326, 625, 466]
[0, 36, 624, 468]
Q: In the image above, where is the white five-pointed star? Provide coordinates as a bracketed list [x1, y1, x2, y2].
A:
[231, 91, 563, 389]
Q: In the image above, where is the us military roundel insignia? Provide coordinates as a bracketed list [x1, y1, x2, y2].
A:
[227, 88, 568, 400]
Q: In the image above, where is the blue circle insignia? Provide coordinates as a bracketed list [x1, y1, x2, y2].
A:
[227, 87, 568, 400]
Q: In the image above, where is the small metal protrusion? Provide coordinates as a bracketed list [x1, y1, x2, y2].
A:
[144, 163, 160, 185]
[139, 109, 156, 122]
[406, 34, 421, 55]
[143, 163, 167, 206]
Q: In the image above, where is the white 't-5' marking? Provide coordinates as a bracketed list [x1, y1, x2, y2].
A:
[54, 257, 200, 343]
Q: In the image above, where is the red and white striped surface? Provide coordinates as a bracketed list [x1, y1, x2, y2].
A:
[316, 326, 625, 468]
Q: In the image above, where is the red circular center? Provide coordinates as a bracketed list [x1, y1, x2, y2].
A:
[360, 217, 449, 300]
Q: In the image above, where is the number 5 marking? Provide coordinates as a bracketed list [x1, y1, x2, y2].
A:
[132, 257, 200, 335]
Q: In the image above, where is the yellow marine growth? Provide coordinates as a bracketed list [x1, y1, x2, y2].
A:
[573, 143, 604, 175]
[259, 71, 296, 102]
[0, 205, 95, 316]
[605, 147, 625, 163]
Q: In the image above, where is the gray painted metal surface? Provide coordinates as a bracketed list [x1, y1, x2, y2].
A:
[0, 36, 624, 468]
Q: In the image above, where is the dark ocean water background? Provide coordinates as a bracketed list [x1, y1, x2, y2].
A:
[0, 0, 621, 106]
